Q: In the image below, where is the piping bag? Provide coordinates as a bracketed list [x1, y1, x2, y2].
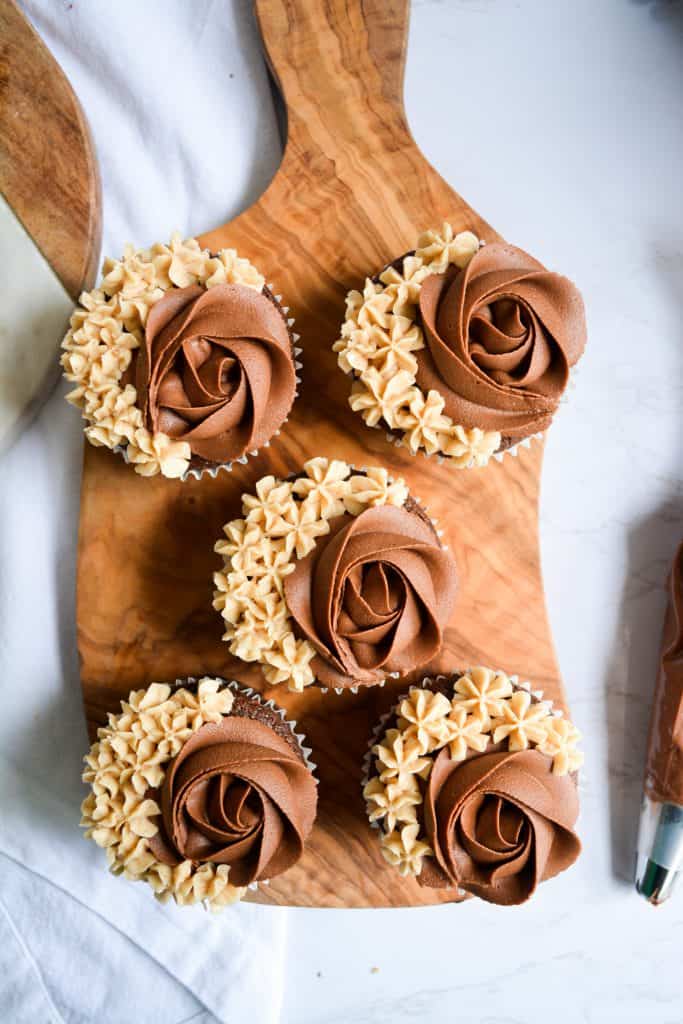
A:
[636, 540, 683, 904]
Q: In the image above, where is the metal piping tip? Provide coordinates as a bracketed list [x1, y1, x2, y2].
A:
[635, 855, 680, 905]
[635, 797, 683, 905]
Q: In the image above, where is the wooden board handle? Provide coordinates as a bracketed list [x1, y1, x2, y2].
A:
[254, 0, 412, 169]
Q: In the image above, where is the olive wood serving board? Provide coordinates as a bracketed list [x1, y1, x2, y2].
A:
[77, 0, 570, 908]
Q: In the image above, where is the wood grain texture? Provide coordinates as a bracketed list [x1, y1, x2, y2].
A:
[77, 0, 569, 907]
[0, 0, 101, 300]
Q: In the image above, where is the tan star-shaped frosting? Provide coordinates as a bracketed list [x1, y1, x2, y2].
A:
[355, 286, 394, 330]
[491, 690, 552, 751]
[452, 667, 514, 727]
[397, 687, 452, 754]
[343, 467, 408, 515]
[415, 223, 480, 272]
[349, 368, 417, 429]
[396, 388, 451, 455]
[379, 823, 432, 876]
[292, 457, 351, 519]
[241, 476, 295, 531]
[537, 717, 584, 776]
[332, 326, 377, 375]
[214, 518, 264, 562]
[373, 728, 432, 785]
[262, 632, 317, 692]
[363, 775, 421, 833]
[276, 501, 331, 559]
[379, 259, 432, 318]
[439, 425, 502, 468]
[126, 429, 190, 479]
[241, 537, 295, 593]
[443, 705, 489, 762]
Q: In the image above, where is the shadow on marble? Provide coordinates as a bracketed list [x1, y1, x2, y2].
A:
[606, 500, 683, 885]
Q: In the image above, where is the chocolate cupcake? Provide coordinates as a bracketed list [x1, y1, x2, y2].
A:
[362, 668, 583, 905]
[213, 457, 458, 693]
[334, 224, 586, 468]
[81, 677, 317, 908]
[62, 235, 300, 480]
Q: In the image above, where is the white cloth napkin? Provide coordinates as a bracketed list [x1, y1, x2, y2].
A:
[0, 2, 287, 1021]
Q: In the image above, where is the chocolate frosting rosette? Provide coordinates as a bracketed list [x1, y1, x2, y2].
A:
[81, 677, 317, 908]
[62, 235, 300, 480]
[362, 668, 583, 905]
[334, 223, 586, 469]
[213, 457, 458, 692]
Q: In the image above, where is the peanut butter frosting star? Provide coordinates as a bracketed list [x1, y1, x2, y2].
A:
[277, 501, 332, 559]
[214, 518, 263, 561]
[443, 705, 489, 762]
[415, 223, 480, 273]
[439, 425, 501, 468]
[379, 823, 433, 876]
[396, 388, 451, 456]
[343, 468, 408, 515]
[537, 717, 584, 776]
[263, 632, 317, 692]
[242, 476, 295, 531]
[363, 776, 421, 832]
[373, 729, 432, 785]
[355, 285, 394, 330]
[292, 458, 351, 520]
[378, 257, 431, 317]
[370, 319, 424, 377]
[491, 689, 552, 750]
[397, 687, 452, 754]
[349, 368, 417, 428]
[452, 667, 514, 727]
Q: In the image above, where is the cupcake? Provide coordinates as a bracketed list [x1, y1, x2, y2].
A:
[81, 677, 317, 908]
[362, 667, 583, 905]
[62, 234, 300, 480]
[213, 457, 458, 693]
[334, 223, 586, 469]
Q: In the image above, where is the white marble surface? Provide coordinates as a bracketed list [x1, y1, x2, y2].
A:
[280, 2, 683, 1022]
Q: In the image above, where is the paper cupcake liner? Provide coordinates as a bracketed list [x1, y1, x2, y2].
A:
[176, 675, 317, 893]
[382, 427, 545, 470]
[112, 294, 301, 483]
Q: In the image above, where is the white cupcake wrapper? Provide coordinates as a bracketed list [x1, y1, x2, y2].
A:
[110, 296, 300, 483]
[383, 428, 545, 469]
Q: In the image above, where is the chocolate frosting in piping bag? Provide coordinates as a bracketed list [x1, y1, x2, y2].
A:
[136, 283, 296, 463]
[417, 243, 586, 438]
[420, 747, 581, 905]
[148, 715, 317, 886]
[645, 541, 683, 806]
[284, 504, 457, 689]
